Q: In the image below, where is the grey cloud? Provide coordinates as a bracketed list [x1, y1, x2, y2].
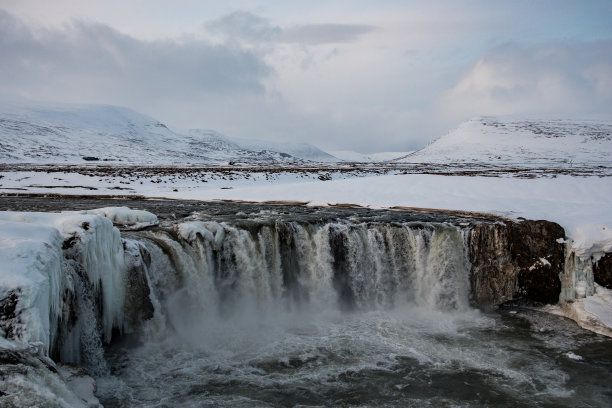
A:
[207, 11, 375, 45]
[206, 11, 281, 42]
[280, 24, 376, 45]
[0, 10, 271, 105]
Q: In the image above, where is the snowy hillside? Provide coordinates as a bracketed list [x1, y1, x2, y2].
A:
[397, 117, 612, 167]
[0, 103, 310, 164]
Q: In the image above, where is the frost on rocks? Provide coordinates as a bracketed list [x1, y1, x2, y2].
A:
[0, 208, 157, 407]
[0, 208, 154, 353]
[0, 338, 98, 407]
[0, 221, 65, 353]
[84, 206, 158, 229]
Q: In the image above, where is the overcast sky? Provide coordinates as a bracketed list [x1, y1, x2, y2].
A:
[1, 1, 611, 152]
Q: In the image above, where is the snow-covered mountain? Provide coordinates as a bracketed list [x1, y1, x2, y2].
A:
[397, 117, 612, 167]
[0, 103, 320, 164]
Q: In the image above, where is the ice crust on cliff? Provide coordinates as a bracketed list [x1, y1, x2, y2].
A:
[0, 221, 64, 350]
[0, 207, 157, 351]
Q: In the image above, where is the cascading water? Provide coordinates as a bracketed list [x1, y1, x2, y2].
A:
[139, 221, 471, 322]
[93, 215, 611, 408]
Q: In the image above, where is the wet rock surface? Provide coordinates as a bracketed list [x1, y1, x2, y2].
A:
[594, 252, 612, 289]
[470, 220, 565, 308]
[512, 220, 565, 304]
[469, 224, 517, 308]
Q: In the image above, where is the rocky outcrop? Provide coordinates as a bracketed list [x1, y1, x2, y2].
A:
[469, 224, 517, 308]
[594, 252, 612, 289]
[469, 220, 565, 308]
[512, 220, 565, 303]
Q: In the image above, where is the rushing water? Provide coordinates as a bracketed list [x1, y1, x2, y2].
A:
[91, 216, 611, 408]
[97, 307, 612, 407]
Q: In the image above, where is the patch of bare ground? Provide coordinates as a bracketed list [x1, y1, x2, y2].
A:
[2, 162, 611, 179]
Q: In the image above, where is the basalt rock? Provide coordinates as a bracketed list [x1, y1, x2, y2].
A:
[469, 219, 565, 308]
[511, 220, 565, 304]
[594, 252, 612, 289]
[469, 224, 517, 308]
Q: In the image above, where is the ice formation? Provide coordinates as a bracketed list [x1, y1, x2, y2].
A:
[0, 207, 157, 354]
[84, 206, 159, 229]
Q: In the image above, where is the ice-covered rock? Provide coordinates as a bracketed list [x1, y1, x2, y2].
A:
[0, 338, 99, 407]
[84, 206, 158, 229]
[0, 221, 65, 354]
[0, 207, 157, 354]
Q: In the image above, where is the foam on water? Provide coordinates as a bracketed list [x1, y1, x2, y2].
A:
[95, 219, 612, 407]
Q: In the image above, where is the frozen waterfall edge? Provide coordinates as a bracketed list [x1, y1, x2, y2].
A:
[1, 205, 611, 406]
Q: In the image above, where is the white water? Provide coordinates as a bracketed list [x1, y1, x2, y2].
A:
[144, 222, 471, 322]
[95, 220, 612, 407]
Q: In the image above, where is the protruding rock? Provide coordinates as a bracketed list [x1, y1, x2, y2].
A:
[469, 220, 565, 308]
[512, 220, 565, 304]
[469, 224, 517, 308]
[594, 253, 612, 289]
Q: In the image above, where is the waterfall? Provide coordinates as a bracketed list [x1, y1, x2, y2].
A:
[133, 220, 472, 333]
[1, 205, 573, 376]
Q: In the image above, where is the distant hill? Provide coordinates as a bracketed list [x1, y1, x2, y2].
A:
[0, 103, 314, 164]
[229, 137, 338, 162]
[396, 117, 612, 167]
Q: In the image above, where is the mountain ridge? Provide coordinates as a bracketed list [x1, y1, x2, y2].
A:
[0, 103, 330, 164]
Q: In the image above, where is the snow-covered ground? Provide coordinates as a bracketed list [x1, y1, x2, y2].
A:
[230, 136, 338, 162]
[328, 150, 413, 162]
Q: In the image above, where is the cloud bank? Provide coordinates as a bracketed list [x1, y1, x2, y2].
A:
[442, 42, 612, 119]
[206, 11, 376, 45]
